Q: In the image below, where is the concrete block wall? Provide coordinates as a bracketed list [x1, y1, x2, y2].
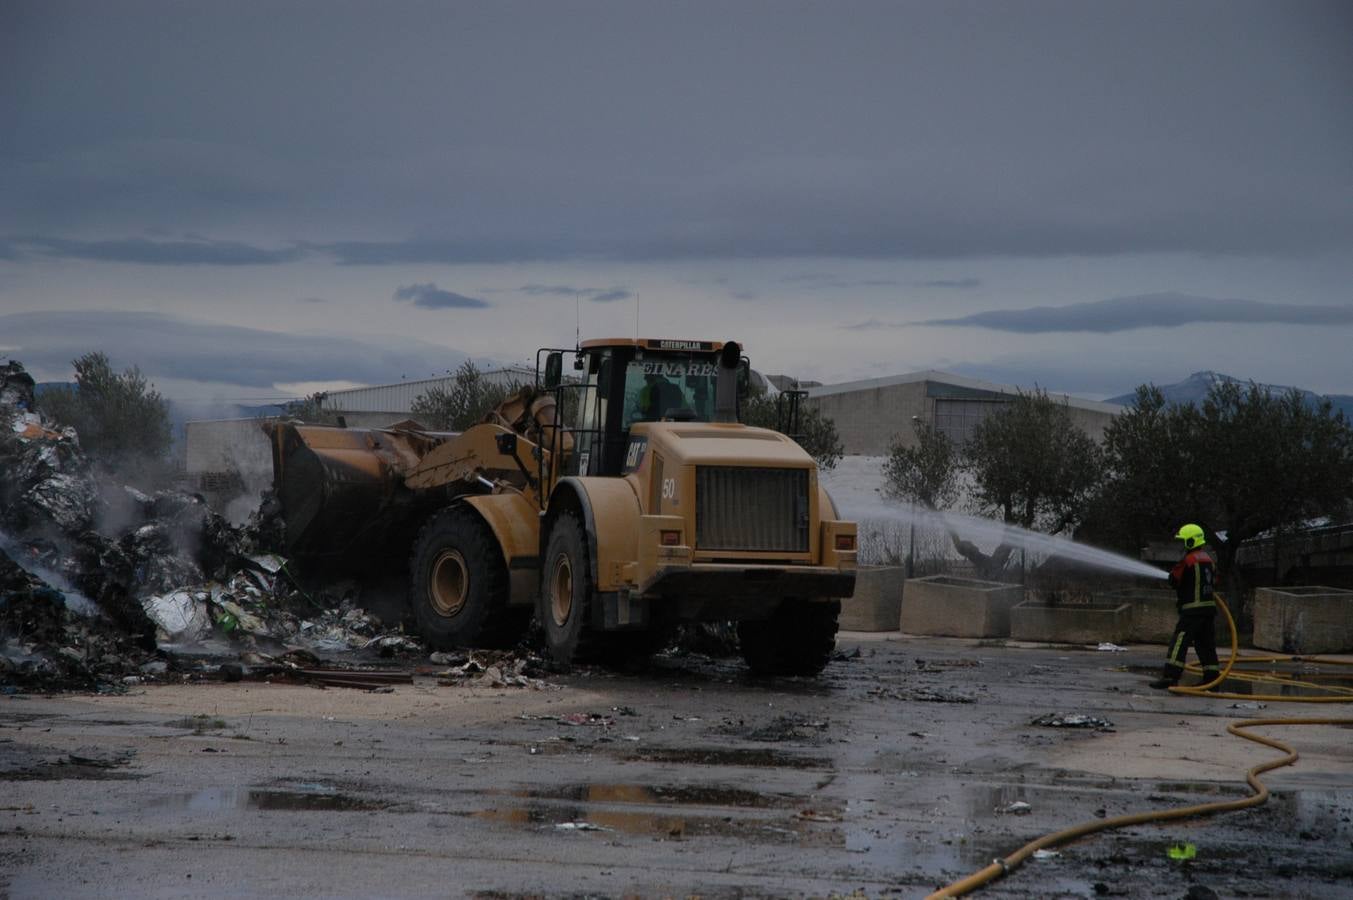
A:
[1010, 600, 1132, 644]
[807, 382, 930, 456]
[1252, 586, 1353, 654]
[900, 575, 1020, 637]
[839, 566, 905, 631]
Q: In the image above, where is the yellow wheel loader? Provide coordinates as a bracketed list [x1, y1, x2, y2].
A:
[264, 339, 857, 675]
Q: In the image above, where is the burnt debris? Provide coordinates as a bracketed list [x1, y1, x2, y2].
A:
[1, 360, 427, 691]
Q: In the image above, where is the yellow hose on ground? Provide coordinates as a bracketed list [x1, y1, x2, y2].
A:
[924, 594, 1353, 899]
[1170, 595, 1353, 701]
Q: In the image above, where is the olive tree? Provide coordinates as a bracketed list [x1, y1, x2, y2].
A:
[883, 389, 1103, 577]
[882, 420, 959, 510]
[39, 352, 172, 469]
[740, 392, 844, 471]
[411, 361, 524, 431]
[283, 392, 343, 425]
[1100, 380, 1353, 609]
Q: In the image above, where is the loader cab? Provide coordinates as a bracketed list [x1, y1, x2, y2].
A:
[539, 338, 742, 478]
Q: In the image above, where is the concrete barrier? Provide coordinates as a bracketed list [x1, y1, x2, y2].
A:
[1252, 586, 1353, 654]
[839, 566, 905, 631]
[899, 575, 1020, 638]
[1096, 588, 1230, 644]
[1010, 600, 1132, 644]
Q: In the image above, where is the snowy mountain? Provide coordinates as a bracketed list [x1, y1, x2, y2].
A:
[1108, 371, 1353, 419]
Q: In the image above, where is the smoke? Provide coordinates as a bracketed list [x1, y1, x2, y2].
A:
[0, 529, 101, 616]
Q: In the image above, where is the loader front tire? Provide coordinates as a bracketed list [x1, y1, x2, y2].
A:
[409, 507, 516, 650]
[738, 598, 840, 676]
[539, 513, 591, 667]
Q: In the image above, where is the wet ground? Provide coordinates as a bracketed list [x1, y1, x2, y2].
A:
[1, 635, 1350, 899]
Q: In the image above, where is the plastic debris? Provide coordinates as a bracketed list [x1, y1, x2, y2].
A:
[554, 821, 611, 832]
[997, 801, 1033, 815]
[142, 590, 215, 643]
[1167, 842, 1197, 861]
[1032, 849, 1060, 860]
[1031, 713, 1115, 730]
[1096, 642, 1128, 652]
[797, 808, 843, 822]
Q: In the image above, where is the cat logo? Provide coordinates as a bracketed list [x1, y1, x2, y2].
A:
[623, 437, 647, 472]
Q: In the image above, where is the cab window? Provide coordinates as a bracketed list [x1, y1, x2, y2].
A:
[622, 356, 717, 424]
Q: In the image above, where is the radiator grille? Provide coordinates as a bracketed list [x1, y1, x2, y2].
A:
[695, 466, 809, 552]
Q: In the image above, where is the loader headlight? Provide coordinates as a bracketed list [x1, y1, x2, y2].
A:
[834, 534, 856, 551]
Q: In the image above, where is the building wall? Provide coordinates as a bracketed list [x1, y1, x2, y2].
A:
[806, 375, 1121, 456]
[808, 382, 931, 455]
[184, 418, 276, 478]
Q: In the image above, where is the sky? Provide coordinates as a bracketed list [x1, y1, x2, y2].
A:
[2, 0, 1351, 407]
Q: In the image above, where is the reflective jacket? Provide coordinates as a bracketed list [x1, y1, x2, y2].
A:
[1169, 549, 1217, 615]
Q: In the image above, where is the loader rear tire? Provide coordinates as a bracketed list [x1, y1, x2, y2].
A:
[738, 598, 840, 676]
[409, 507, 518, 650]
[539, 513, 592, 668]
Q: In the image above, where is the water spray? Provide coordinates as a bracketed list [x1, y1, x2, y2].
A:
[839, 497, 1168, 581]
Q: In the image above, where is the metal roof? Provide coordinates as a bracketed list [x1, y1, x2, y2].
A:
[322, 367, 535, 413]
[807, 369, 1124, 414]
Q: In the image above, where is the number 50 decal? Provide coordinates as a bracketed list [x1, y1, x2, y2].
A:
[661, 478, 677, 500]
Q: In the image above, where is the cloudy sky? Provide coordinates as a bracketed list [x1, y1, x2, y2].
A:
[2, 0, 1351, 405]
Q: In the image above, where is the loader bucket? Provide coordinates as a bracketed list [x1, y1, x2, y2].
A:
[264, 421, 451, 560]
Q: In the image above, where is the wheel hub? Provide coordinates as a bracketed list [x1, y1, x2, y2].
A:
[550, 554, 573, 626]
[429, 549, 469, 617]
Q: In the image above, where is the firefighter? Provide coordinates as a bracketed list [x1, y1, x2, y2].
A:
[1150, 523, 1221, 690]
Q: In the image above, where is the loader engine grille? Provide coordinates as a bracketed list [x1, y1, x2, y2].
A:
[695, 466, 810, 552]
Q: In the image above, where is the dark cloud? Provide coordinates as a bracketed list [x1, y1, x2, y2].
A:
[298, 296, 327, 304]
[917, 293, 1353, 333]
[520, 284, 633, 303]
[915, 278, 982, 289]
[841, 318, 891, 332]
[5, 4, 1348, 264]
[7, 235, 303, 265]
[782, 274, 899, 288]
[732, 290, 758, 301]
[392, 283, 490, 310]
[319, 240, 577, 266]
[0, 310, 472, 390]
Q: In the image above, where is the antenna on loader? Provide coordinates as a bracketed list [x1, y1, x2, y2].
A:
[575, 294, 580, 351]
[635, 289, 640, 339]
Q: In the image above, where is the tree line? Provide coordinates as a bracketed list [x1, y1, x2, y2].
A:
[883, 383, 1353, 616]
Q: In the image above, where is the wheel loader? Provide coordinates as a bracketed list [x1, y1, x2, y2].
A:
[263, 338, 857, 675]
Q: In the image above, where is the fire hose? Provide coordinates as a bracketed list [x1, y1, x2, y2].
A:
[925, 594, 1353, 899]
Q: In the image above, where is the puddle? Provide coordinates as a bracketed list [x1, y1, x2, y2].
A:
[628, 746, 832, 769]
[478, 780, 845, 845]
[476, 804, 844, 845]
[1153, 781, 1247, 797]
[155, 786, 392, 812]
[509, 782, 808, 809]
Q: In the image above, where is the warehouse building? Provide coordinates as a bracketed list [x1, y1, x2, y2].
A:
[805, 370, 1123, 456]
[314, 366, 535, 428]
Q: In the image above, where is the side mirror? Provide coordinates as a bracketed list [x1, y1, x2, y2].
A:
[544, 352, 563, 389]
[495, 432, 518, 456]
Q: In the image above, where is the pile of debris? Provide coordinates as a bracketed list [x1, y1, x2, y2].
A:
[0, 360, 424, 691]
